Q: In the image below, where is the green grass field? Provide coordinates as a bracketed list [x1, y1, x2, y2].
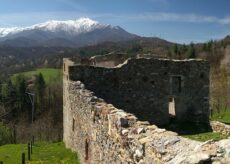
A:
[12, 68, 62, 84]
[182, 132, 229, 142]
[183, 110, 230, 141]
[0, 142, 79, 164]
[166, 121, 230, 142]
[211, 110, 230, 124]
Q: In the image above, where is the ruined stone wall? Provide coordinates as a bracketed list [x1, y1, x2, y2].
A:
[90, 53, 131, 68]
[211, 121, 230, 135]
[63, 59, 230, 163]
[67, 58, 209, 126]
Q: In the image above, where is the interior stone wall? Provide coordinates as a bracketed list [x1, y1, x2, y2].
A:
[67, 58, 210, 126]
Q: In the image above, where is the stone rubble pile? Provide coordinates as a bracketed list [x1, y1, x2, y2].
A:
[108, 108, 230, 164]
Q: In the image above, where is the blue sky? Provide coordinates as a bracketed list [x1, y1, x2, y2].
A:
[0, 0, 230, 43]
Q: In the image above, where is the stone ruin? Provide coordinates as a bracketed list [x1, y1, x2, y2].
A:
[63, 54, 230, 163]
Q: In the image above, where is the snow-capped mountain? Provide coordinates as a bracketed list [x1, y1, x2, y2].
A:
[0, 18, 138, 47]
[0, 18, 107, 37]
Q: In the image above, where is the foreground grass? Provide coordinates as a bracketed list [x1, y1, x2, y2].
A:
[12, 68, 62, 85]
[0, 143, 26, 164]
[0, 142, 79, 164]
[166, 122, 229, 142]
[211, 110, 230, 124]
[182, 132, 229, 142]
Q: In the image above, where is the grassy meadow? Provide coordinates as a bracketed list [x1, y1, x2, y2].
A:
[0, 142, 79, 164]
[11, 68, 62, 85]
[211, 110, 230, 124]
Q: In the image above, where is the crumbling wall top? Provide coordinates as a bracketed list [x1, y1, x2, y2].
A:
[64, 55, 207, 70]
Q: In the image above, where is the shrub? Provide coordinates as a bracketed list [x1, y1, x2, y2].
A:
[0, 122, 12, 145]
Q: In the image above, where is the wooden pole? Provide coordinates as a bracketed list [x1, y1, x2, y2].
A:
[13, 124, 16, 144]
[28, 143, 30, 160]
[22, 153, 25, 164]
[30, 141, 33, 154]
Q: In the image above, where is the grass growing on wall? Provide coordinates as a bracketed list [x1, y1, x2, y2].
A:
[0, 142, 79, 164]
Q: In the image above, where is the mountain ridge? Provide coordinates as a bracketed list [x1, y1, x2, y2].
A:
[0, 18, 139, 47]
[0, 18, 107, 37]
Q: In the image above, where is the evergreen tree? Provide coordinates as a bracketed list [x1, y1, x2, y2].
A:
[188, 42, 196, 59]
[15, 75, 27, 112]
[181, 44, 187, 53]
[1, 79, 17, 115]
[35, 73, 46, 111]
[172, 44, 178, 55]
[202, 43, 207, 51]
[207, 40, 213, 52]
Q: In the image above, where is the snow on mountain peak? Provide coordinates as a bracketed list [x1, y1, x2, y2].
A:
[0, 27, 23, 37]
[76, 17, 99, 25]
[31, 18, 105, 33]
[0, 18, 109, 37]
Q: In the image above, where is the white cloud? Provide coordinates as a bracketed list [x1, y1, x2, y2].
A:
[133, 13, 217, 23]
[87, 12, 226, 25]
[104, 12, 230, 25]
[1, 11, 230, 28]
[219, 17, 230, 25]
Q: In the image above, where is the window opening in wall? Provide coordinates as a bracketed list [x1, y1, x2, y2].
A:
[168, 97, 176, 118]
[85, 139, 90, 161]
[72, 119, 75, 131]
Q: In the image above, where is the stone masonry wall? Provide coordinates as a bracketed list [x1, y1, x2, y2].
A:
[90, 53, 131, 68]
[63, 65, 230, 163]
[67, 58, 209, 126]
[211, 121, 230, 135]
